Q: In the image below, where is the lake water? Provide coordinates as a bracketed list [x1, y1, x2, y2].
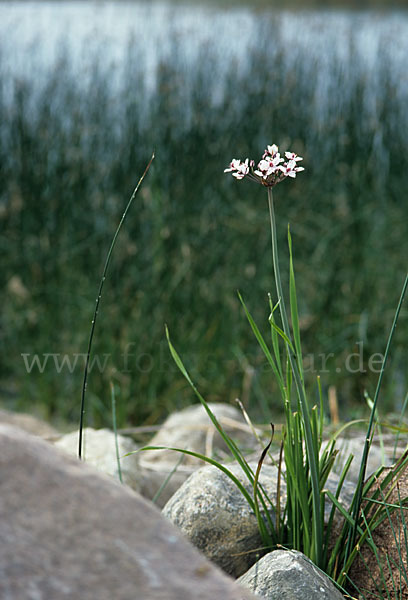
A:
[1, 1, 408, 113]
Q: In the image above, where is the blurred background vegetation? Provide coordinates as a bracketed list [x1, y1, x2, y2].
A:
[1, 3, 407, 428]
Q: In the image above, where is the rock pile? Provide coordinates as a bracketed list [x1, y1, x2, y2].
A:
[1, 403, 404, 600]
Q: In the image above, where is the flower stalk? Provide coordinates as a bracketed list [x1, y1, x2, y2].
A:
[268, 186, 322, 567]
[225, 144, 323, 565]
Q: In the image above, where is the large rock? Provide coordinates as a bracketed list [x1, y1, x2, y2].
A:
[0, 408, 59, 439]
[54, 426, 194, 507]
[137, 459, 193, 508]
[238, 550, 344, 600]
[163, 462, 280, 577]
[138, 402, 258, 508]
[54, 427, 142, 492]
[163, 462, 356, 578]
[0, 424, 257, 600]
[142, 402, 255, 467]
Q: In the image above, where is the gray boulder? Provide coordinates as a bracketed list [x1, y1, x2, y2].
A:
[138, 402, 258, 508]
[137, 459, 195, 508]
[0, 424, 257, 600]
[0, 408, 58, 439]
[142, 402, 256, 467]
[238, 550, 344, 599]
[55, 426, 194, 507]
[54, 427, 142, 492]
[163, 462, 280, 577]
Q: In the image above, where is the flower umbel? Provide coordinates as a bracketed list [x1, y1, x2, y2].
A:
[224, 144, 304, 187]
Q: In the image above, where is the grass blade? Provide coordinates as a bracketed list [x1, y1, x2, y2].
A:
[165, 325, 255, 484]
[78, 153, 155, 458]
[345, 273, 408, 565]
[253, 424, 276, 545]
[110, 382, 123, 484]
[268, 293, 283, 380]
[288, 225, 304, 383]
[132, 445, 257, 510]
[238, 291, 286, 399]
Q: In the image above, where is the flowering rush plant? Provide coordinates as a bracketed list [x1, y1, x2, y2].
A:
[224, 144, 304, 186]
[227, 143, 329, 568]
[222, 144, 408, 588]
[120, 145, 408, 595]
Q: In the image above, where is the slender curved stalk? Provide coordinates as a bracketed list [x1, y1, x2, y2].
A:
[78, 153, 155, 458]
[344, 273, 408, 565]
[268, 187, 322, 566]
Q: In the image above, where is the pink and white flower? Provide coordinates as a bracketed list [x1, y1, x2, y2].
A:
[255, 153, 284, 179]
[224, 159, 242, 173]
[284, 151, 303, 163]
[224, 158, 250, 179]
[254, 159, 271, 179]
[279, 159, 305, 178]
[263, 144, 279, 158]
[224, 144, 304, 187]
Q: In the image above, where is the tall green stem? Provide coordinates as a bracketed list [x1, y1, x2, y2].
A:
[267, 187, 322, 566]
[78, 153, 154, 459]
[268, 189, 290, 338]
